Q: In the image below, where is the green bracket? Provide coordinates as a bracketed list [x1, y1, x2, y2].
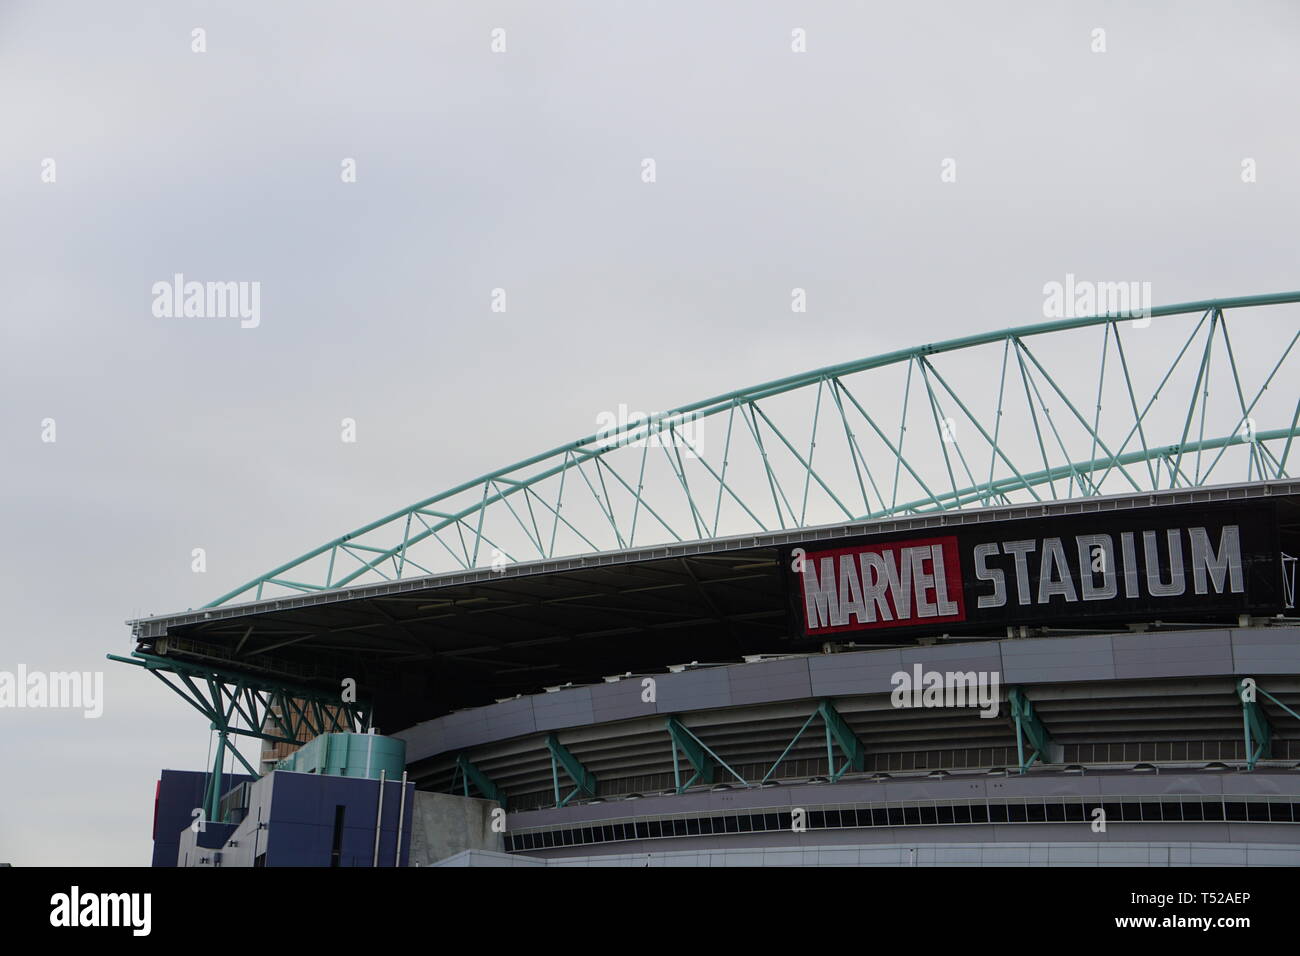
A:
[818, 700, 867, 780]
[663, 718, 751, 788]
[455, 753, 504, 804]
[109, 651, 373, 823]
[762, 699, 866, 783]
[667, 717, 716, 792]
[546, 734, 598, 808]
[1009, 687, 1055, 774]
[1238, 678, 1274, 771]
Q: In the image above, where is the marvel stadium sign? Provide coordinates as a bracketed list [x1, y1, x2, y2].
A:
[783, 503, 1282, 638]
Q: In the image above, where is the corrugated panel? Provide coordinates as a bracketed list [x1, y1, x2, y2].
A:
[727, 658, 812, 706]
[809, 648, 906, 697]
[532, 686, 595, 731]
[1231, 629, 1300, 675]
[654, 666, 732, 714]
[1113, 630, 1234, 680]
[1000, 635, 1117, 683]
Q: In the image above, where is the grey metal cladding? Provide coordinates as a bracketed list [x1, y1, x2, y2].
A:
[1095, 774, 1222, 796]
[1230, 628, 1300, 675]
[987, 775, 1105, 798]
[655, 666, 733, 714]
[896, 640, 1003, 677]
[481, 696, 537, 740]
[999, 634, 1117, 684]
[809, 647, 906, 697]
[589, 679, 653, 724]
[532, 686, 595, 731]
[392, 720, 446, 762]
[436, 707, 495, 752]
[1113, 629, 1234, 680]
[727, 658, 812, 706]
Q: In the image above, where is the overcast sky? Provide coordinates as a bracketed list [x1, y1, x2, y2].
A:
[2, 1, 1298, 865]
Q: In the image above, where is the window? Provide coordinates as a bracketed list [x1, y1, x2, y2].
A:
[501, 794, 1294, 853]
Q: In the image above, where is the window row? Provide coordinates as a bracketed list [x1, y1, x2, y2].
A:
[504, 797, 1300, 852]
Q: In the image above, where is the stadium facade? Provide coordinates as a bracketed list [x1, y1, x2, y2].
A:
[119, 294, 1300, 866]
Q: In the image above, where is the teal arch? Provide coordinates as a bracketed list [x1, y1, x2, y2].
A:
[209, 292, 1300, 607]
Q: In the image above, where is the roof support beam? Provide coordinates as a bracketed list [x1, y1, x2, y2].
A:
[455, 754, 504, 804]
[819, 700, 867, 780]
[666, 717, 716, 792]
[1238, 678, 1274, 771]
[762, 699, 866, 783]
[546, 734, 597, 808]
[1009, 687, 1058, 774]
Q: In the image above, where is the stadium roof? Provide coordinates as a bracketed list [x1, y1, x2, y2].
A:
[124, 480, 1300, 731]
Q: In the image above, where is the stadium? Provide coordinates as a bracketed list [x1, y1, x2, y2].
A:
[117, 293, 1300, 867]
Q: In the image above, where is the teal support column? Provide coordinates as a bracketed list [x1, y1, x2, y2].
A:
[666, 717, 716, 792]
[546, 734, 597, 807]
[1238, 678, 1273, 771]
[455, 753, 504, 803]
[206, 725, 227, 824]
[1009, 687, 1054, 774]
[761, 700, 866, 783]
[817, 700, 866, 780]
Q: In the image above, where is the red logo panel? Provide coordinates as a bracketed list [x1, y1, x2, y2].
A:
[797, 535, 966, 635]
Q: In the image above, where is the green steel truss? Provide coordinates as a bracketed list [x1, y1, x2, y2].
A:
[761, 700, 866, 783]
[1009, 686, 1056, 774]
[451, 685, 1300, 809]
[453, 753, 504, 804]
[109, 652, 373, 820]
[206, 293, 1300, 607]
[667, 716, 717, 792]
[547, 734, 598, 808]
[1235, 677, 1300, 771]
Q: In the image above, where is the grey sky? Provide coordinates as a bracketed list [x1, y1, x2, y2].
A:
[2, 1, 1298, 864]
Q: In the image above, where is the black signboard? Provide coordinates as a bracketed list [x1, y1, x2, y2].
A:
[780, 501, 1283, 641]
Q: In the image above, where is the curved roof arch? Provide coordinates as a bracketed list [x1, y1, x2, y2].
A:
[209, 292, 1300, 607]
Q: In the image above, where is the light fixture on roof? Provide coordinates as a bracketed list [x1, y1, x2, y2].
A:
[543, 682, 573, 694]
[602, 672, 631, 683]
[667, 661, 700, 673]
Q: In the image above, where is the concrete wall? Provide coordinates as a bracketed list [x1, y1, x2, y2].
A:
[408, 791, 504, 865]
